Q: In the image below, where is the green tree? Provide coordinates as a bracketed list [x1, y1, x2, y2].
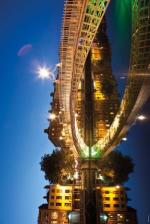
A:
[99, 150, 134, 185]
[40, 148, 75, 184]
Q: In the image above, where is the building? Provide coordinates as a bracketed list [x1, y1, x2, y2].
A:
[38, 184, 80, 224]
[38, 184, 137, 224]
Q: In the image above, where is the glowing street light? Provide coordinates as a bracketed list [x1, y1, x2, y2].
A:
[49, 113, 56, 120]
[99, 175, 104, 181]
[137, 115, 146, 121]
[37, 66, 51, 80]
[122, 137, 127, 141]
[74, 171, 79, 179]
[75, 113, 78, 118]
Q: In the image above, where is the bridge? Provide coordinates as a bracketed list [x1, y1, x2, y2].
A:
[55, 0, 150, 159]
[42, 1, 150, 224]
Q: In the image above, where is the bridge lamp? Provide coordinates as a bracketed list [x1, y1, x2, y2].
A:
[75, 113, 78, 118]
[74, 171, 79, 179]
[49, 113, 56, 120]
[61, 130, 65, 136]
[99, 175, 104, 181]
[100, 214, 108, 222]
[122, 137, 127, 141]
[37, 66, 51, 80]
[137, 115, 146, 121]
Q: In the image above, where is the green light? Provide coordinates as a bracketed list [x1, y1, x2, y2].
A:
[113, 0, 132, 49]
[80, 145, 103, 159]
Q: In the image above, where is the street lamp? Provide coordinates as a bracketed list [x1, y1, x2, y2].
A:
[49, 113, 56, 120]
[37, 66, 51, 80]
[122, 137, 127, 141]
[137, 115, 146, 121]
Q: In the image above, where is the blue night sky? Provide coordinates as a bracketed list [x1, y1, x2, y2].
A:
[0, 1, 150, 224]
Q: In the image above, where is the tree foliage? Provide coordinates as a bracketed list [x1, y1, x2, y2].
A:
[40, 148, 75, 184]
[99, 150, 134, 185]
[40, 149, 134, 185]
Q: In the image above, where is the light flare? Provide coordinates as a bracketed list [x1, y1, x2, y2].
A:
[37, 66, 51, 80]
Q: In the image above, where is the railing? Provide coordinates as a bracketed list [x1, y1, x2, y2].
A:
[59, 0, 150, 158]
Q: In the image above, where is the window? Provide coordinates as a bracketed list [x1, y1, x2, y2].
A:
[51, 189, 55, 193]
[51, 196, 54, 199]
[65, 196, 71, 200]
[51, 211, 58, 219]
[65, 190, 70, 193]
[113, 197, 119, 201]
[57, 189, 62, 193]
[104, 204, 110, 207]
[56, 203, 61, 206]
[65, 203, 71, 207]
[113, 191, 119, 194]
[74, 201, 80, 209]
[114, 204, 119, 208]
[104, 197, 110, 200]
[104, 191, 109, 194]
[50, 202, 54, 206]
[74, 194, 80, 199]
[56, 196, 62, 199]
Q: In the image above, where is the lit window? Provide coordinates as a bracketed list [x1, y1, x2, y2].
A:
[51, 211, 58, 219]
[51, 221, 58, 224]
[65, 203, 71, 207]
[113, 191, 119, 194]
[65, 196, 71, 200]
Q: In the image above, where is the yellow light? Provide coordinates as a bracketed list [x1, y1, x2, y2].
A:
[75, 113, 78, 118]
[74, 171, 79, 179]
[61, 130, 65, 136]
[116, 185, 120, 189]
[49, 113, 56, 120]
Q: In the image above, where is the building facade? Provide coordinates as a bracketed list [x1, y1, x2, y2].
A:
[38, 185, 137, 224]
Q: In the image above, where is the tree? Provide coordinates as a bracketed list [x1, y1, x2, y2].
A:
[40, 149, 134, 186]
[98, 150, 134, 185]
[40, 148, 75, 184]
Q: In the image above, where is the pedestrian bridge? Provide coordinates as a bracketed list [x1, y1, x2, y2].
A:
[58, 0, 150, 159]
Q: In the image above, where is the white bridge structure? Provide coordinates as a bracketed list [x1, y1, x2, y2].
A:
[58, 0, 150, 158]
